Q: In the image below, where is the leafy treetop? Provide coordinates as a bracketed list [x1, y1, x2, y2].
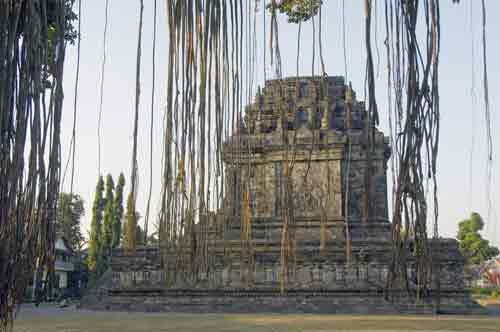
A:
[56, 193, 85, 252]
[267, 0, 323, 23]
[457, 212, 499, 265]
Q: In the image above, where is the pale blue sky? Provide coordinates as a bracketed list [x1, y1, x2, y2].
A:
[61, 1, 500, 246]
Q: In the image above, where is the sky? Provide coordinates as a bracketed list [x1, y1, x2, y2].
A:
[60, 0, 500, 247]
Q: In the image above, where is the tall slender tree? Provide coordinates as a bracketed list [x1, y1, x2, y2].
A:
[101, 174, 115, 261]
[112, 173, 126, 248]
[123, 192, 137, 253]
[87, 176, 105, 277]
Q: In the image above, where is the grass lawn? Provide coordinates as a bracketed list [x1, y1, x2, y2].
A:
[12, 305, 500, 332]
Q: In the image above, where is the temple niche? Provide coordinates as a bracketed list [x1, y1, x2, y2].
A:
[83, 76, 478, 314]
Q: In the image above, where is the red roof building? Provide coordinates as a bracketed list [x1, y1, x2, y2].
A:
[481, 258, 500, 287]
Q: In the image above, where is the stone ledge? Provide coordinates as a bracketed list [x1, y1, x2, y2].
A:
[83, 289, 484, 315]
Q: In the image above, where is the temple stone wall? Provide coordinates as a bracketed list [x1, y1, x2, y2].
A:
[85, 240, 480, 314]
[108, 238, 465, 292]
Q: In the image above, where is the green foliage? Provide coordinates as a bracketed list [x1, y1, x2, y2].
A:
[268, 0, 323, 23]
[56, 193, 85, 251]
[87, 176, 105, 276]
[112, 173, 126, 249]
[457, 212, 499, 265]
[101, 175, 115, 261]
[123, 193, 137, 253]
[47, 0, 78, 43]
[45, 0, 78, 79]
[472, 286, 500, 297]
[88, 173, 127, 279]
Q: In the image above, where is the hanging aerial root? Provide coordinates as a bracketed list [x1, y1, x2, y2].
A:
[382, 0, 441, 302]
[0, 1, 74, 329]
[159, 0, 246, 283]
[240, 185, 254, 284]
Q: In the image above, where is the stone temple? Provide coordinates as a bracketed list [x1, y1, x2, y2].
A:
[83, 76, 479, 314]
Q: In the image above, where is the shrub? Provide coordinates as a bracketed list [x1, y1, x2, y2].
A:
[471, 286, 500, 297]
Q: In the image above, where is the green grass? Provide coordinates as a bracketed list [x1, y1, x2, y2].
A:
[471, 287, 500, 297]
[13, 310, 500, 332]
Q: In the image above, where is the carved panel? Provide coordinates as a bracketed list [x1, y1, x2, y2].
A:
[290, 161, 341, 218]
[247, 163, 276, 218]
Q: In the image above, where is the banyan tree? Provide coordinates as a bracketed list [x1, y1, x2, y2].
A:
[1, 1, 76, 330]
[0, 0, 494, 329]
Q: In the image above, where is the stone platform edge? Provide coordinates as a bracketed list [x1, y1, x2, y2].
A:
[82, 288, 486, 315]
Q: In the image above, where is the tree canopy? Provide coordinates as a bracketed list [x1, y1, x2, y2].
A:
[56, 193, 85, 252]
[457, 213, 499, 265]
[268, 0, 323, 23]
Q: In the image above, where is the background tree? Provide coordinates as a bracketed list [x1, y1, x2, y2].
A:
[136, 224, 145, 246]
[268, 0, 322, 23]
[112, 173, 126, 248]
[101, 174, 115, 261]
[123, 193, 137, 253]
[457, 212, 499, 265]
[56, 193, 85, 252]
[87, 176, 105, 277]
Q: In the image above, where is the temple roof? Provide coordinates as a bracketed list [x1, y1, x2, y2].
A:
[222, 76, 390, 161]
[242, 76, 365, 136]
